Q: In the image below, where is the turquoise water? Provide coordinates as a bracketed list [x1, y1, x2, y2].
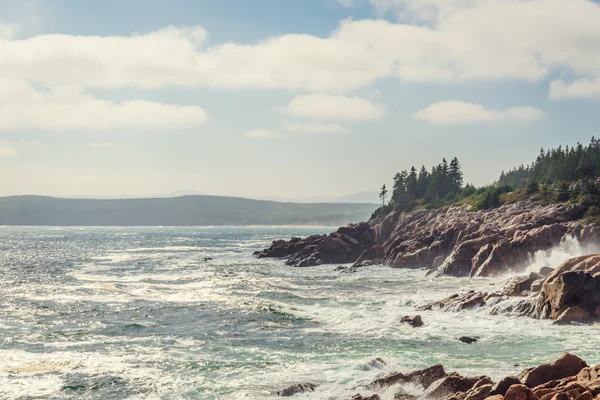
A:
[0, 226, 598, 399]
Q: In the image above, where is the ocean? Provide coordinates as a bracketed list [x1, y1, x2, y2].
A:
[0, 226, 599, 399]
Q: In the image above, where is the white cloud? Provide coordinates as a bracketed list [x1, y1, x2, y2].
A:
[0, 145, 18, 157]
[0, 80, 208, 131]
[0, 1, 595, 94]
[549, 78, 600, 100]
[284, 122, 349, 134]
[412, 101, 547, 125]
[245, 129, 281, 138]
[0, 1, 596, 103]
[277, 94, 385, 121]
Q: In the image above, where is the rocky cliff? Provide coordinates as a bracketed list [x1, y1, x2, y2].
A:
[256, 201, 600, 277]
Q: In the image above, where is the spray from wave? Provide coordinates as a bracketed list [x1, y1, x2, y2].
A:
[524, 236, 600, 275]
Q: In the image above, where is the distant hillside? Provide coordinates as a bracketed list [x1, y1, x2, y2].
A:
[0, 195, 376, 226]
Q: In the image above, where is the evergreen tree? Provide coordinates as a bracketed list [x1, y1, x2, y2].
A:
[406, 166, 418, 195]
[379, 184, 388, 207]
[449, 157, 463, 193]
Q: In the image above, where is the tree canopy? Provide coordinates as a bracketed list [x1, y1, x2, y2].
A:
[498, 137, 600, 189]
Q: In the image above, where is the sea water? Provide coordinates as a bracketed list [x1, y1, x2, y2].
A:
[0, 226, 599, 400]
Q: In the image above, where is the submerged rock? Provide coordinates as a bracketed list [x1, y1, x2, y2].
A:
[371, 364, 447, 390]
[401, 315, 424, 327]
[276, 383, 317, 396]
[351, 394, 381, 400]
[459, 336, 478, 344]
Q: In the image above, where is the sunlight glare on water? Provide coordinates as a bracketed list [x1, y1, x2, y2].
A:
[0, 226, 599, 399]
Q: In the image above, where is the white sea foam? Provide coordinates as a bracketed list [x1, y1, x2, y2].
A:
[2, 226, 600, 399]
[525, 235, 600, 274]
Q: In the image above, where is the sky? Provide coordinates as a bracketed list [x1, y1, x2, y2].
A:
[0, 0, 599, 200]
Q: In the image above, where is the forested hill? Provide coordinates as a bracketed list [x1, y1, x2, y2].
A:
[0, 196, 376, 226]
[498, 137, 600, 189]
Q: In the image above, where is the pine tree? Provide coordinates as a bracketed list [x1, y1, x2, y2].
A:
[449, 157, 463, 193]
[379, 184, 388, 207]
[406, 166, 418, 195]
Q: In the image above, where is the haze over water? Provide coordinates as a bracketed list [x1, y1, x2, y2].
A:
[0, 226, 598, 399]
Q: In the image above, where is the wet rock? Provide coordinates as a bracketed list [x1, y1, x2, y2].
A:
[420, 374, 489, 400]
[258, 197, 599, 278]
[402, 315, 424, 327]
[501, 275, 539, 297]
[504, 384, 539, 400]
[419, 291, 487, 312]
[276, 383, 317, 396]
[351, 394, 381, 400]
[459, 336, 478, 344]
[518, 353, 588, 388]
[464, 383, 494, 400]
[491, 377, 522, 397]
[368, 358, 387, 369]
[554, 306, 592, 325]
[371, 365, 447, 390]
[257, 223, 376, 267]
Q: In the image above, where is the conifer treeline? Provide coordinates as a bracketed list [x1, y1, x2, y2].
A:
[498, 137, 600, 189]
[390, 157, 471, 210]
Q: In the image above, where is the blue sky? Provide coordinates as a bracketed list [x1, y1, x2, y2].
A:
[0, 0, 599, 199]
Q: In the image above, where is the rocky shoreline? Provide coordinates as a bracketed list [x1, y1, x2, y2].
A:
[261, 201, 600, 398]
[256, 201, 599, 277]
[256, 200, 600, 325]
[277, 353, 600, 400]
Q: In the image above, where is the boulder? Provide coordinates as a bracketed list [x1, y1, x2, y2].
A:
[518, 353, 588, 388]
[491, 377, 523, 397]
[541, 271, 600, 321]
[276, 383, 317, 396]
[419, 291, 487, 312]
[459, 336, 478, 344]
[554, 306, 592, 325]
[504, 384, 539, 400]
[464, 384, 494, 400]
[351, 394, 381, 400]
[420, 374, 488, 400]
[402, 315, 424, 328]
[371, 364, 446, 389]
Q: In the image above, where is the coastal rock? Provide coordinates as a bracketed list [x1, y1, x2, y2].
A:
[257, 200, 597, 277]
[276, 383, 317, 396]
[420, 374, 490, 400]
[464, 383, 494, 400]
[351, 394, 381, 400]
[459, 336, 478, 344]
[256, 223, 375, 267]
[371, 364, 447, 389]
[418, 291, 486, 312]
[522, 255, 600, 322]
[554, 306, 592, 325]
[518, 353, 588, 388]
[503, 384, 539, 400]
[491, 377, 523, 397]
[401, 315, 424, 327]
